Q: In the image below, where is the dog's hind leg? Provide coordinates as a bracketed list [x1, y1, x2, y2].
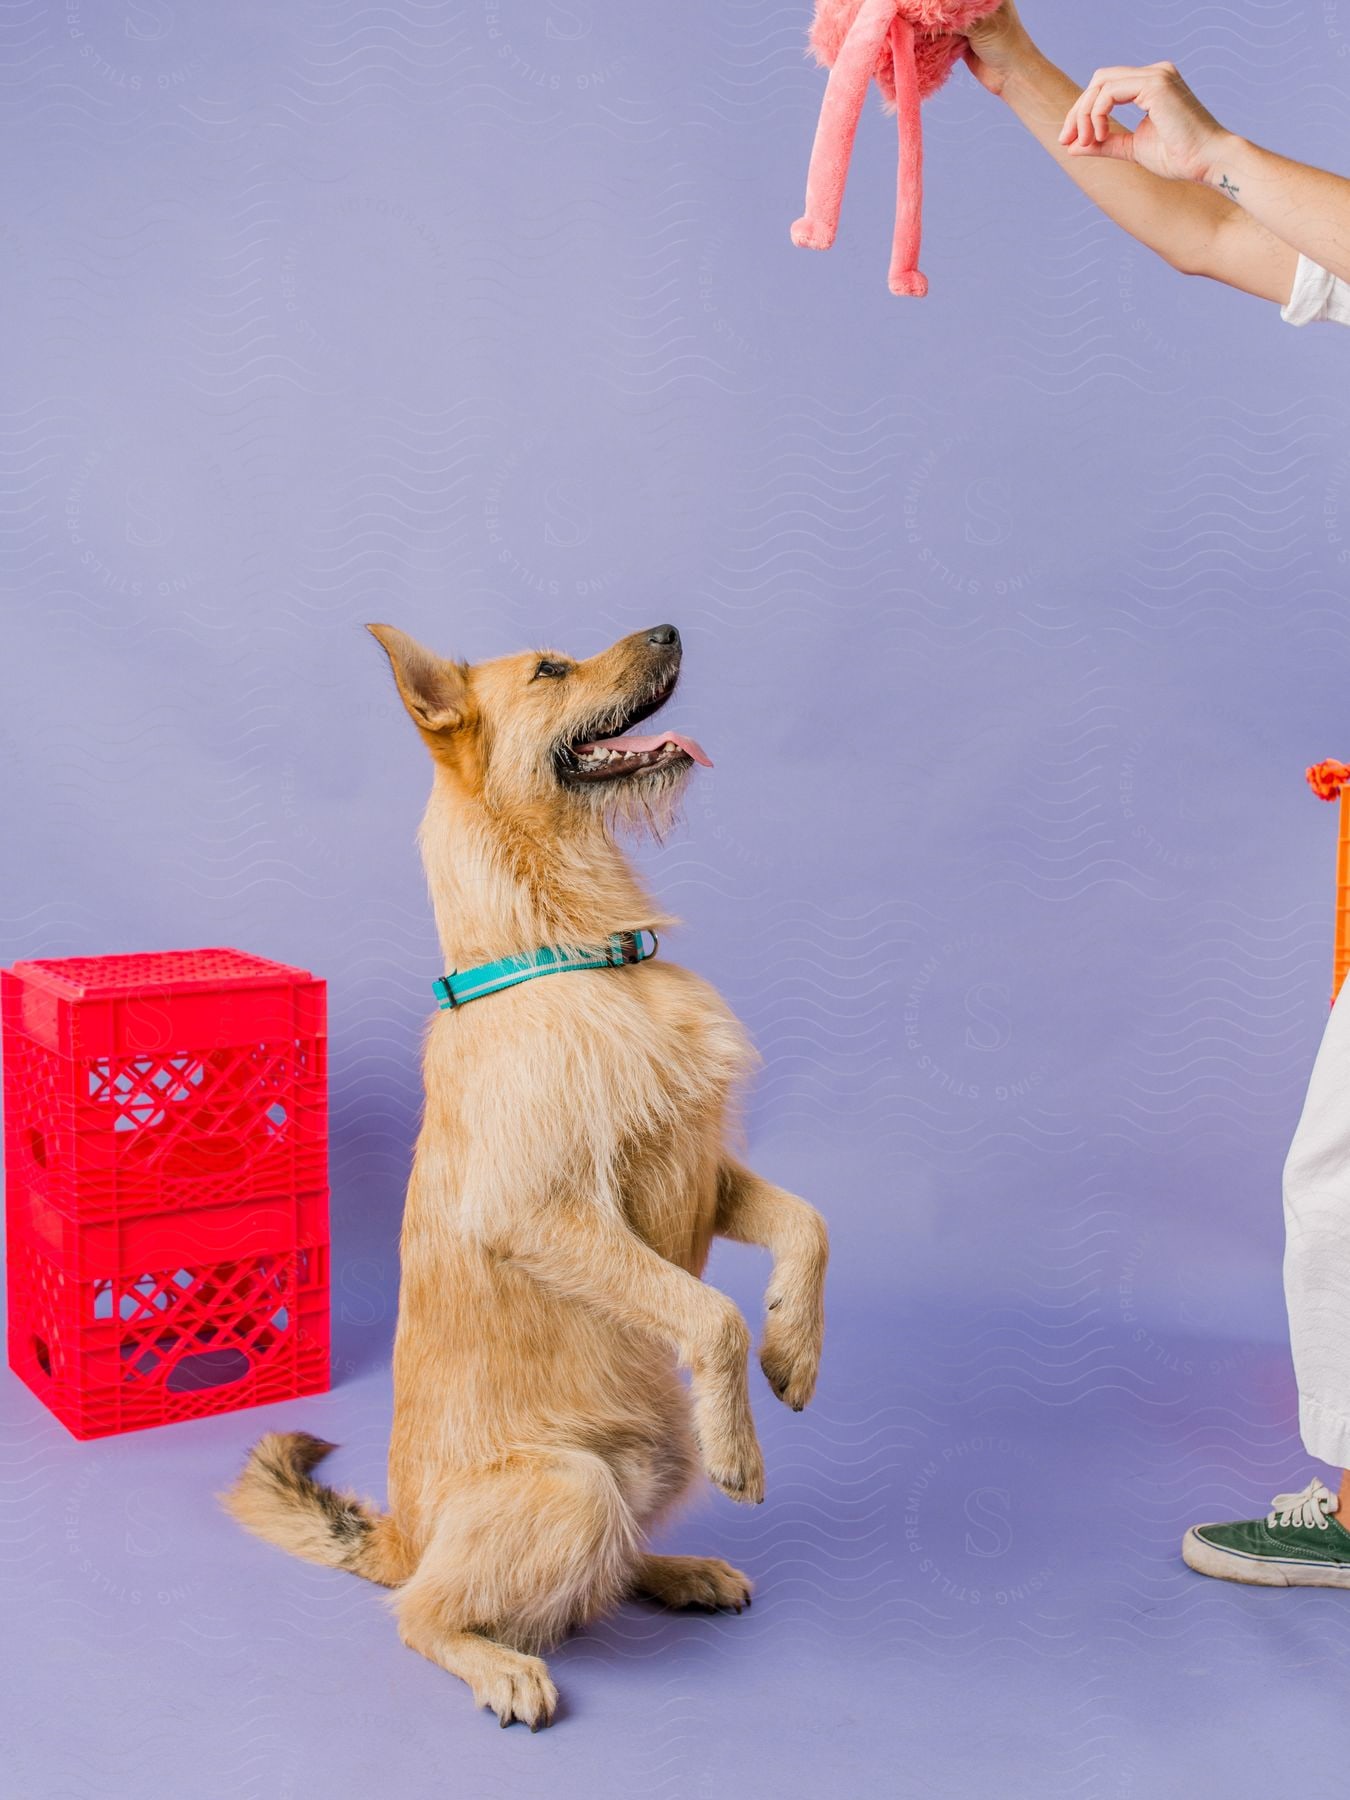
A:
[630, 1553, 753, 1613]
[392, 1448, 639, 1728]
[613, 1411, 751, 1617]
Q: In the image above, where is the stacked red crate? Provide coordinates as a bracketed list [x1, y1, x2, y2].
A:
[3, 948, 330, 1438]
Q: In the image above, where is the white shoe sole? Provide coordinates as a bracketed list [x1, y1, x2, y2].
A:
[1182, 1525, 1350, 1587]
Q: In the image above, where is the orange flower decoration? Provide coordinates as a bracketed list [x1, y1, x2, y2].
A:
[1307, 760, 1350, 801]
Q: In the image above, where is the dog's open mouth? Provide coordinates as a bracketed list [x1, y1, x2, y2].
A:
[556, 680, 713, 785]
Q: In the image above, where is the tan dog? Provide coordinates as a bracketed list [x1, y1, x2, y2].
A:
[223, 623, 828, 1729]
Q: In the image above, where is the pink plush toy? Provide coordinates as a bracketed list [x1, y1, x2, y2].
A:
[792, 0, 1001, 296]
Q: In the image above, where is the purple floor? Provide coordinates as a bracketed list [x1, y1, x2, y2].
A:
[4, 1132, 1346, 1798]
[7, 0, 1350, 1790]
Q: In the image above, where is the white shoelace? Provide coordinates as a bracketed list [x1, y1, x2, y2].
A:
[1267, 1477, 1340, 1530]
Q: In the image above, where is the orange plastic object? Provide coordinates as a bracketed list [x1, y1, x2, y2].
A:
[2, 948, 330, 1438]
[1307, 763, 1350, 1002]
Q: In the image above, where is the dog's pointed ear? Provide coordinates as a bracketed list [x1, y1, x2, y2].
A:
[366, 624, 468, 733]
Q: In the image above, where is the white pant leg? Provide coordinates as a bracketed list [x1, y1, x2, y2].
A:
[1285, 979, 1350, 1467]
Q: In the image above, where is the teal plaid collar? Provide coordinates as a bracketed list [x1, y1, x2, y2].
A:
[434, 930, 658, 1009]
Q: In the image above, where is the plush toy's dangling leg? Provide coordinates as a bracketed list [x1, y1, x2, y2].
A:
[886, 13, 927, 296]
[791, 0, 899, 252]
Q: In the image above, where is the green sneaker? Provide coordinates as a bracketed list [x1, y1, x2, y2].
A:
[1183, 1478, 1350, 1587]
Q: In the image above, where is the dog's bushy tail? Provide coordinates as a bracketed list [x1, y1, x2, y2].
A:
[221, 1432, 411, 1586]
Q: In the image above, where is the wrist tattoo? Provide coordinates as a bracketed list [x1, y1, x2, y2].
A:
[1218, 174, 1241, 199]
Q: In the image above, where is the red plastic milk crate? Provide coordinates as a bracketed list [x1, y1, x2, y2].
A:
[2, 948, 330, 1438]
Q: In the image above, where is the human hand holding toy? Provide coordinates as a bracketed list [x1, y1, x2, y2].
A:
[795, 0, 1350, 306]
[959, 0, 1034, 97]
[958, 2, 1350, 307]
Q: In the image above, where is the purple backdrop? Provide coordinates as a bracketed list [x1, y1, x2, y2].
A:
[5, 1, 1350, 1793]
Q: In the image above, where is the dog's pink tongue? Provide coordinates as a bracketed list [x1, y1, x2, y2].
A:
[579, 729, 712, 767]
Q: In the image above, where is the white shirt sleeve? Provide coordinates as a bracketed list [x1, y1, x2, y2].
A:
[1281, 253, 1350, 327]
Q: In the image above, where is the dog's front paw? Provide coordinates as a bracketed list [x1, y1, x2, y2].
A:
[704, 1434, 765, 1507]
[692, 1307, 765, 1502]
[694, 1400, 766, 1506]
[760, 1302, 822, 1412]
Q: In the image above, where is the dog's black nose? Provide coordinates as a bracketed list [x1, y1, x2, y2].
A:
[646, 624, 680, 648]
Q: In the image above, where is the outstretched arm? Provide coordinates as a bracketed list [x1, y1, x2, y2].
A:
[1061, 61, 1350, 288]
[963, 3, 1297, 303]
